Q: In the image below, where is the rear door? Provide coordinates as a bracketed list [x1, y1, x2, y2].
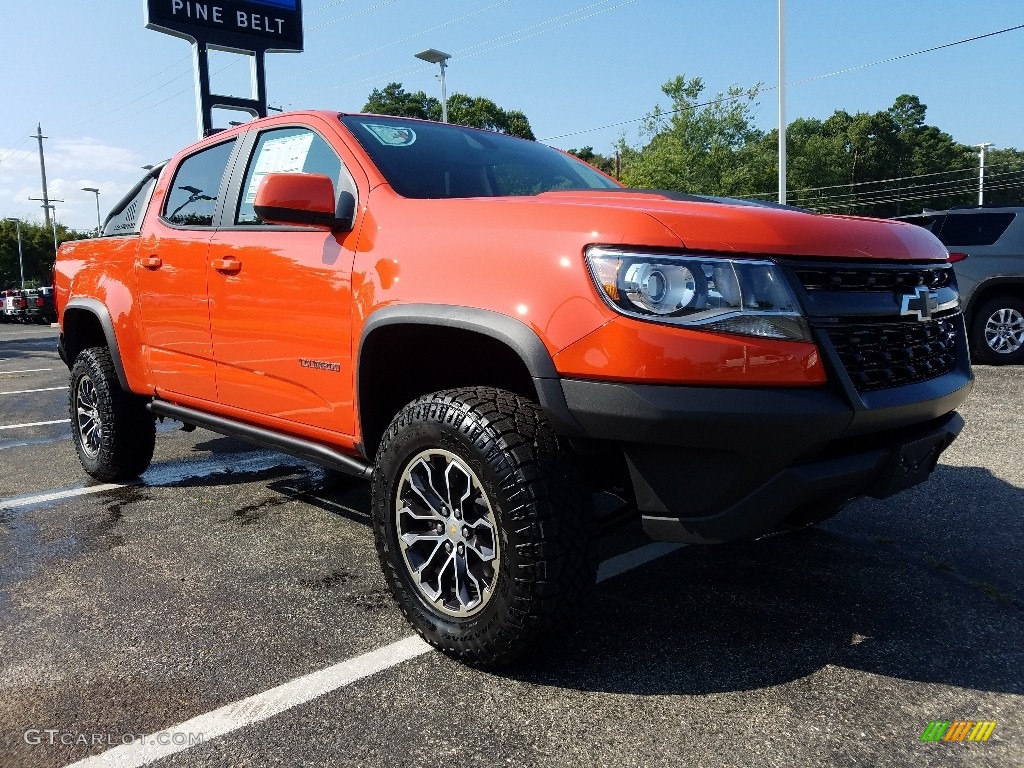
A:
[206, 119, 363, 435]
[137, 138, 239, 402]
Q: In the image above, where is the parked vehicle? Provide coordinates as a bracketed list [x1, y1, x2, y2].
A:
[23, 286, 57, 324]
[55, 111, 973, 666]
[2, 289, 28, 323]
[896, 206, 1024, 364]
[0, 290, 14, 322]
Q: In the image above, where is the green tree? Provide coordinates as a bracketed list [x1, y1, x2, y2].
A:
[363, 82, 535, 139]
[0, 218, 88, 289]
[984, 147, 1024, 206]
[619, 75, 765, 197]
[567, 146, 616, 176]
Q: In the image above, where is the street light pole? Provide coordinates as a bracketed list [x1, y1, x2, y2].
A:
[4, 218, 25, 289]
[973, 143, 992, 206]
[778, 0, 787, 205]
[82, 187, 102, 235]
[414, 48, 452, 123]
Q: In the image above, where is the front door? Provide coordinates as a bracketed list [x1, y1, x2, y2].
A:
[207, 125, 358, 435]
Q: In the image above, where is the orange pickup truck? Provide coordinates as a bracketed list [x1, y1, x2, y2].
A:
[55, 111, 972, 666]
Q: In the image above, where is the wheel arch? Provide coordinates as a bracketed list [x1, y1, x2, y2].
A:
[61, 298, 130, 391]
[356, 305, 584, 459]
[965, 277, 1024, 325]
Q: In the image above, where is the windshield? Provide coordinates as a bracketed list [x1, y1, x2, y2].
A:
[339, 115, 619, 199]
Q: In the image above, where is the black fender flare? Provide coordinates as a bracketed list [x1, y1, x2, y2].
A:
[357, 304, 585, 439]
[62, 298, 131, 391]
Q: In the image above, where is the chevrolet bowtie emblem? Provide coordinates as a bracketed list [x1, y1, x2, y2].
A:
[900, 285, 938, 321]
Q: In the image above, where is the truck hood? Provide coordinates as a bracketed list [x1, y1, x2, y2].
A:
[533, 190, 948, 261]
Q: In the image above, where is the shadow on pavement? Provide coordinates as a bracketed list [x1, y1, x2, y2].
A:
[504, 464, 1024, 698]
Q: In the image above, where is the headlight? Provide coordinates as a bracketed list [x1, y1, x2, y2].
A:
[585, 247, 810, 341]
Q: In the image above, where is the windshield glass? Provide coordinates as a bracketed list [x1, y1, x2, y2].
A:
[339, 115, 619, 199]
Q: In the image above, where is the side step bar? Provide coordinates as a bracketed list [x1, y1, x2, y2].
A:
[147, 400, 374, 480]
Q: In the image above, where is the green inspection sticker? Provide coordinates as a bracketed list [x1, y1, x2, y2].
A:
[362, 124, 417, 147]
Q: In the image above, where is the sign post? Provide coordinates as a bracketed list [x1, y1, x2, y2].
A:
[145, 0, 304, 138]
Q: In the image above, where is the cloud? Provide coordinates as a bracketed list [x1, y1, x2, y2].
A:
[0, 137, 149, 231]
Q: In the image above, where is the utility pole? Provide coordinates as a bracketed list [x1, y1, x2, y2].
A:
[973, 143, 992, 205]
[32, 123, 52, 230]
[777, 0, 787, 205]
[29, 197, 64, 257]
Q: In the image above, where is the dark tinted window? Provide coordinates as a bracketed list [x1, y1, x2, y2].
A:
[103, 173, 157, 236]
[934, 212, 1015, 247]
[340, 115, 618, 198]
[237, 128, 344, 225]
[162, 139, 236, 227]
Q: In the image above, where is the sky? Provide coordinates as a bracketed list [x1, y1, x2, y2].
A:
[0, 0, 1021, 232]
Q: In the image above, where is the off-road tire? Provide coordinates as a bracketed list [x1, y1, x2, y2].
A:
[371, 387, 596, 667]
[970, 295, 1024, 365]
[69, 347, 156, 481]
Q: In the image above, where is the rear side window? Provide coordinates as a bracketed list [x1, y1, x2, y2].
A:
[934, 212, 1015, 247]
[162, 139, 236, 227]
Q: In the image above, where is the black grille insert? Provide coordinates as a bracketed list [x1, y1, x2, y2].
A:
[794, 264, 954, 292]
[825, 318, 959, 392]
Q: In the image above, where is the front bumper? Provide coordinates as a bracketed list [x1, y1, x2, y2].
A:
[560, 365, 971, 543]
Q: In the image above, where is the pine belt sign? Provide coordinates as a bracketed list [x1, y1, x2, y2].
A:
[145, 0, 303, 53]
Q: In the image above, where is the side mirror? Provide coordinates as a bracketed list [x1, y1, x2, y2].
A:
[253, 173, 354, 232]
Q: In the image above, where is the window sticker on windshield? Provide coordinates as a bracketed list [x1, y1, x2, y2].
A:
[362, 123, 417, 147]
[244, 132, 315, 205]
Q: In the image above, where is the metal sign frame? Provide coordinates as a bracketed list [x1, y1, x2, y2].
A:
[144, 0, 304, 137]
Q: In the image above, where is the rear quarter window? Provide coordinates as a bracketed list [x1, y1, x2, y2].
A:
[934, 212, 1016, 247]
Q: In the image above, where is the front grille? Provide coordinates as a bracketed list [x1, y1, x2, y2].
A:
[826, 317, 959, 392]
[794, 264, 954, 292]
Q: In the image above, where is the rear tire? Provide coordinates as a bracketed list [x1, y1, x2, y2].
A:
[970, 295, 1024, 365]
[371, 387, 596, 667]
[69, 347, 156, 481]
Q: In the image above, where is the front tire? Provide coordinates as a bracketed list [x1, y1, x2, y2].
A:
[371, 387, 596, 667]
[970, 295, 1024, 365]
[69, 347, 156, 481]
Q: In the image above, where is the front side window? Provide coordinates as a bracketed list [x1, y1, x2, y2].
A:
[162, 139, 236, 227]
[237, 128, 344, 225]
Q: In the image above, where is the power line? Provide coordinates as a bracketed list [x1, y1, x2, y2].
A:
[789, 167, 1024, 207]
[308, 0, 404, 31]
[278, 0, 512, 84]
[540, 22, 1024, 141]
[292, 0, 636, 100]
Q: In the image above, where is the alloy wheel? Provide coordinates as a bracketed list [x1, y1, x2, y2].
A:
[394, 449, 500, 618]
[983, 307, 1024, 354]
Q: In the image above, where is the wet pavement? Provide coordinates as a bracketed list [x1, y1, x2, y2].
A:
[0, 323, 1021, 768]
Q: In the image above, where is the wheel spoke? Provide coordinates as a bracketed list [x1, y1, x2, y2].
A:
[75, 376, 104, 459]
[984, 308, 1024, 354]
[395, 448, 501, 618]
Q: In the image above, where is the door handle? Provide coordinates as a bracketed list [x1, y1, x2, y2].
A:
[212, 257, 242, 274]
[140, 255, 162, 269]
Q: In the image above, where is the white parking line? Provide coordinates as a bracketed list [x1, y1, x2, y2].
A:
[0, 451, 311, 511]
[0, 368, 54, 374]
[0, 385, 68, 395]
[65, 541, 685, 768]
[0, 418, 71, 431]
[1, 482, 128, 510]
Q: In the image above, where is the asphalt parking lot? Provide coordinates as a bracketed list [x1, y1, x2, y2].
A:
[1, 322, 1021, 768]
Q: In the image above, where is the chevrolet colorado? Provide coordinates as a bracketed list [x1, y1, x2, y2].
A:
[55, 112, 972, 665]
